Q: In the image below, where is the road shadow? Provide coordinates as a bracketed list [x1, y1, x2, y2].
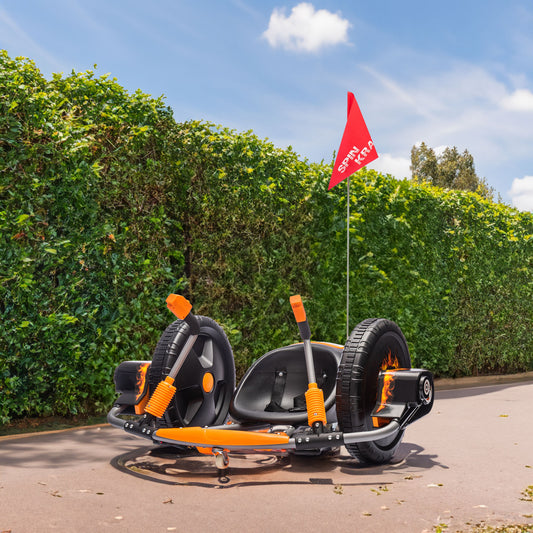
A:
[0, 427, 141, 469]
[110, 439, 448, 489]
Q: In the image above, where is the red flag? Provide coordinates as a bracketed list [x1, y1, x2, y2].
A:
[328, 92, 378, 190]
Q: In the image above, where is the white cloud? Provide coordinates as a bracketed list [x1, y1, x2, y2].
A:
[367, 153, 411, 180]
[349, 62, 533, 201]
[509, 176, 533, 211]
[263, 3, 350, 52]
[501, 89, 533, 111]
[433, 145, 449, 157]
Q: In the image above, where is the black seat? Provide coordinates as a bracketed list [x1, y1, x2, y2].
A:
[230, 342, 342, 425]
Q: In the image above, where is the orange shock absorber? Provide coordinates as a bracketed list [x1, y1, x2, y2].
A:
[305, 382, 327, 427]
[145, 376, 177, 418]
[290, 295, 327, 430]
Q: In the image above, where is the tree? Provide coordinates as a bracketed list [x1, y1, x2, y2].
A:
[410, 143, 495, 200]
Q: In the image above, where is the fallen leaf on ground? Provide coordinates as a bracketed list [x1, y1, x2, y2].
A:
[371, 485, 389, 495]
[520, 485, 533, 502]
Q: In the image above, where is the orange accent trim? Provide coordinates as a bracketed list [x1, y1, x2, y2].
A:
[166, 294, 193, 320]
[196, 446, 214, 455]
[289, 294, 306, 323]
[155, 427, 290, 447]
[196, 446, 231, 456]
[312, 341, 343, 349]
[202, 372, 214, 393]
[372, 416, 389, 428]
[372, 355, 404, 427]
[375, 371, 396, 414]
[135, 388, 150, 415]
[291, 341, 344, 349]
[134, 362, 150, 413]
[305, 383, 327, 426]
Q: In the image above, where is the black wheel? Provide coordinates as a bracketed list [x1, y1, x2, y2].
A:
[148, 316, 235, 428]
[335, 318, 411, 464]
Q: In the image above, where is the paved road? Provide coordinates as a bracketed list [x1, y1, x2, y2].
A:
[1, 380, 532, 533]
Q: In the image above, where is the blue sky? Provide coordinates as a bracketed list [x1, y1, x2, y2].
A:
[2, 0, 533, 209]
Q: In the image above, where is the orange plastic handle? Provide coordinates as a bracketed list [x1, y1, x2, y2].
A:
[290, 294, 306, 323]
[166, 294, 193, 319]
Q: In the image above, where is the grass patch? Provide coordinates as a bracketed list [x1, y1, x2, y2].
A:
[455, 525, 533, 532]
[0, 414, 108, 437]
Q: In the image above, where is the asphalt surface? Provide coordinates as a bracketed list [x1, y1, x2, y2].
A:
[1, 377, 533, 533]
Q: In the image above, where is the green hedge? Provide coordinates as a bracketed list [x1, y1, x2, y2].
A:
[1, 51, 532, 423]
[309, 174, 533, 376]
[0, 52, 186, 421]
[171, 122, 323, 374]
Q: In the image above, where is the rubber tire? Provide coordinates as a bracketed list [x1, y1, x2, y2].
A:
[148, 316, 235, 428]
[335, 318, 411, 464]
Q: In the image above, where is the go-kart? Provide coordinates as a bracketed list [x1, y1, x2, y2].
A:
[107, 294, 433, 475]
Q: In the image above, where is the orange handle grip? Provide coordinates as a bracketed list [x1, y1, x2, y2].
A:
[166, 294, 193, 319]
[305, 383, 327, 426]
[290, 295, 306, 323]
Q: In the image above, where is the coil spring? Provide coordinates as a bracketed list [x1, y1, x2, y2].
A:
[305, 383, 327, 426]
[145, 377, 176, 418]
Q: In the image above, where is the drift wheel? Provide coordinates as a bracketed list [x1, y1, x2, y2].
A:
[336, 318, 411, 464]
[149, 316, 235, 428]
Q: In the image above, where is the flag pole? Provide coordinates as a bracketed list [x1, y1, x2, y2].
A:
[346, 175, 350, 340]
[329, 91, 378, 339]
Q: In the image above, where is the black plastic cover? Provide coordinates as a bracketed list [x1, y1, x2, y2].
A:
[113, 360, 151, 406]
[371, 368, 434, 422]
